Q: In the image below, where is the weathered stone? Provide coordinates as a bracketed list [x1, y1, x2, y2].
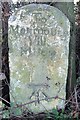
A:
[9, 4, 70, 112]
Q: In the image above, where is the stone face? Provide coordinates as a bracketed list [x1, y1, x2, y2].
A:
[9, 4, 70, 112]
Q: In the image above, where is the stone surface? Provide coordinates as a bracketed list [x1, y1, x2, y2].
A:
[9, 4, 70, 112]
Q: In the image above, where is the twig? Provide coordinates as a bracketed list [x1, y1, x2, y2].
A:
[12, 95, 76, 109]
[74, 88, 79, 111]
[0, 96, 10, 105]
